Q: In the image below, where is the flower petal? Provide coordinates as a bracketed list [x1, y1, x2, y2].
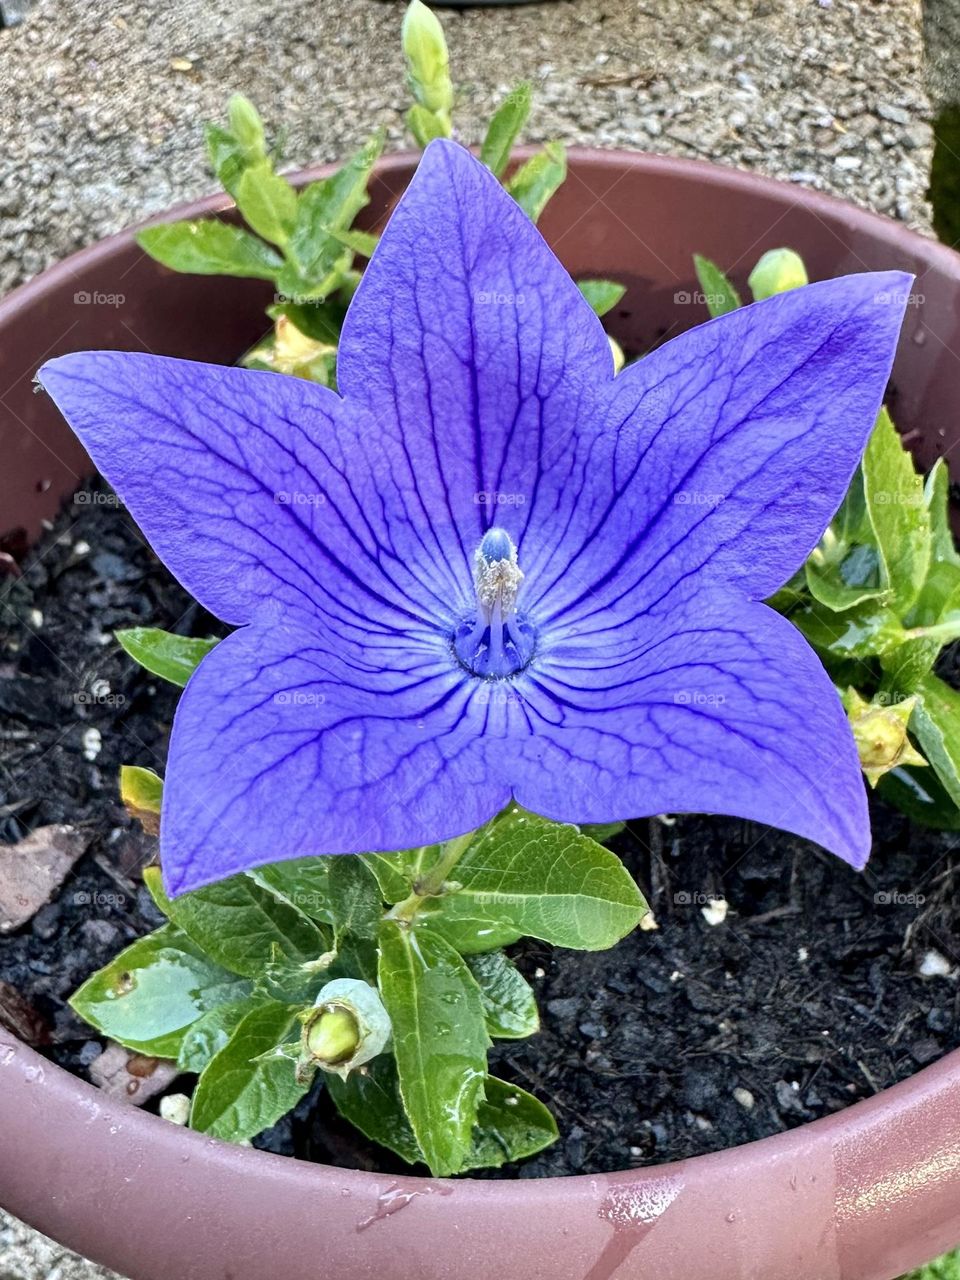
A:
[512, 589, 870, 866]
[525, 272, 911, 625]
[37, 352, 466, 636]
[160, 621, 512, 894]
[337, 138, 613, 573]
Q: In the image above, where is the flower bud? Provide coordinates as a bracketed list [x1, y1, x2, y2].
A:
[402, 1, 453, 122]
[227, 94, 266, 161]
[299, 978, 391, 1081]
[844, 689, 927, 786]
[748, 248, 808, 302]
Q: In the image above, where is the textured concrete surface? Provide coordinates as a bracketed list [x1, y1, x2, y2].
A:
[0, 0, 931, 1276]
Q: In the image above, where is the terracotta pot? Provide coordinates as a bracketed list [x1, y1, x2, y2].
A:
[1, 150, 959, 1280]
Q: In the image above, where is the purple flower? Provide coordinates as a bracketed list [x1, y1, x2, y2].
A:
[40, 141, 910, 894]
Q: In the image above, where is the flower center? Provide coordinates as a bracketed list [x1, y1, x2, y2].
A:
[453, 527, 535, 678]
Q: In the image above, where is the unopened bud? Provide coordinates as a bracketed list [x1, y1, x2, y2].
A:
[402, 1, 453, 123]
[299, 978, 391, 1081]
[748, 248, 808, 302]
[227, 95, 266, 161]
[844, 689, 927, 786]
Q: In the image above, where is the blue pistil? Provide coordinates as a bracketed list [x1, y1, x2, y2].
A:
[454, 527, 534, 678]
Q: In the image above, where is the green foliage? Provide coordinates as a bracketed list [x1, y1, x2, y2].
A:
[480, 83, 532, 178]
[693, 246, 960, 825]
[73, 815, 643, 1175]
[507, 142, 567, 223]
[901, 1248, 960, 1280]
[693, 255, 741, 317]
[116, 627, 219, 687]
[578, 279, 627, 318]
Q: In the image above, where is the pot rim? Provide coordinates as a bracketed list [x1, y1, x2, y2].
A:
[2, 147, 960, 1280]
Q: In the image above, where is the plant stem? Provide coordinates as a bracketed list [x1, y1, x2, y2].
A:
[386, 831, 476, 923]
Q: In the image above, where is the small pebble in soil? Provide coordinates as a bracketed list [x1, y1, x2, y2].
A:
[919, 950, 955, 978]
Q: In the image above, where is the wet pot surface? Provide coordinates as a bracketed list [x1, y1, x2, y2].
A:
[1, 150, 960, 1280]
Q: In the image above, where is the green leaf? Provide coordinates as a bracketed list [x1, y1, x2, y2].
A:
[910, 673, 960, 808]
[248, 858, 334, 925]
[862, 408, 931, 613]
[136, 220, 284, 280]
[416, 811, 647, 953]
[190, 1001, 307, 1142]
[144, 866, 327, 979]
[577, 279, 626, 318]
[70, 923, 249, 1057]
[805, 467, 887, 612]
[466, 950, 539, 1039]
[116, 627, 219, 686]
[326, 227, 379, 258]
[119, 765, 162, 834]
[328, 1059, 556, 1172]
[205, 123, 250, 200]
[377, 921, 489, 1177]
[359, 851, 418, 903]
[326, 1055, 424, 1165]
[406, 103, 447, 148]
[235, 163, 298, 249]
[177, 996, 262, 1074]
[876, 764, 960, 831]
[288, 132, 383, 284]
[790, 598, 906, 660]
[267, 297, 347, 345]
[468, 1077, 559, 1169]
[506, 142, 566, 223]
[692, 254, 741, 317]
[480, 83, 531, 178]
[926, 459, 960, 568]
[327, 857, 382, 940]
[580, 821, 625, 844]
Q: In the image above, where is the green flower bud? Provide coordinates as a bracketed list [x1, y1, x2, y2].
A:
[844, 689, 927, 787]
[227, 94, 266, 161]
[299, 978, 392, 1081]
[402, 1, 453, 124]
[748, 248, 809, 302]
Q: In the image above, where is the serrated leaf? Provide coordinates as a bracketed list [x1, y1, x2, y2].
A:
[190, 1001, 307, 1142]
[145, 866, 328, 979]
[136, 220, 284, 280]
[506, 142, 566, 223]
[235, 163, 298, 248]
[70, 923, 249, 1057]
[692, 254, 741, 317]
[577, 279, 626, 318]
[377, 921, 489, 1177]
[288, 132, 383, 285]
[415, 812, 646, 953]
[116, 627, 219, 687]
[119, 764, 162, 834]
[177, 996, 262, 1073]
[480, 83, 531, 178]
[328, 1059, 556, 1172]
[862, 408, 931, 613]
[910, 673, 960, 808]
[466, 950, 539, 1039]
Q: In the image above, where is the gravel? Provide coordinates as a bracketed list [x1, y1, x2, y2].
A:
[0, 0, 931, 1276]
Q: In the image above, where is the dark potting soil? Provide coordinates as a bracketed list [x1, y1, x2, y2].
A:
[1, 477, 959, 1179]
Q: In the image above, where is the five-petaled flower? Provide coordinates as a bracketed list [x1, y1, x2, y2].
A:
[40, 140, 910, 894]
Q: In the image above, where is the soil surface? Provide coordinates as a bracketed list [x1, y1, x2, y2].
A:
[1, 479, 958, 1180]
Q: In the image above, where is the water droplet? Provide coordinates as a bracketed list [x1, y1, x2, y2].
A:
[434, 1021, 452, 1035]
